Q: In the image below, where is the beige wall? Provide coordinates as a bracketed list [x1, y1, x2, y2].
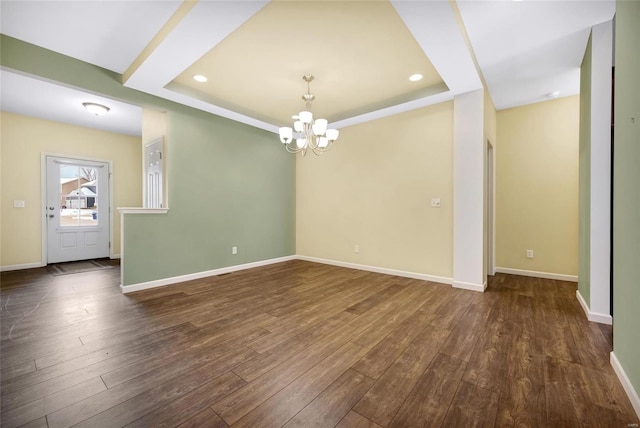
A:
[496, 96, 579, 275]
[0, 111, 142, 267]
[297, 102, 454, 278]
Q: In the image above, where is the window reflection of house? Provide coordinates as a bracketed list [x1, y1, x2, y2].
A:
[60, 178, 97, 208]
[60, 177, 89, 195]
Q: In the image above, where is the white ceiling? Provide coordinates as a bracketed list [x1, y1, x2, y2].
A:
[457, 0, 615, 110]
[0, 70, 142, 136]
[0, 0, 616, 136]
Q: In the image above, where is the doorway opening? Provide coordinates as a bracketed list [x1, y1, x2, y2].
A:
[42, 155, 112, 264]
[487, 141, 496, 276]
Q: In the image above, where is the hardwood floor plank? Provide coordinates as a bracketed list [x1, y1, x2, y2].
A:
[212, 323, 360, 425]
[353, 325, 450, 427]
[176, 408, 228, 428]
[0, 359, 36, 381]
[442, 381, 499, 428]
[351, 284, 436, 349]
[567, 310, 612, 370]
[125, 372, 245, 428]
[2, 262, 637, 428]
[0, 376, 106, 428]
[335, 411, 383, 428]
[74, 355, 252, 428]
[11, 416, 48, 428]
[247, 311, 356, 354]
[494, 323, 546, 427]
[232, 342, 368, 428]
[100, 325, 268, 388]
[428, 287, 475, 331]
[439, 293, 494, 362]
[345, 281, 408, 315]
[462, 314, 516, 393]
[283, 369, 375, 428]
[351, 302, 436, 379]
[46, 347, 256, 428]
[1, 322, 196, 400]
[235, 311, 356, 383]
[34, 321, 198, 370]
[388, 353, 467, 428]
[544, 356, 581, 427]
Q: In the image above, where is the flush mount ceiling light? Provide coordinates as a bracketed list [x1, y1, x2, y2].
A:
[409, 73, 423, 82]
[193, 74, 208, 83]
[82, 102, 110, 116]
[546, 90, 560, 99]
[278, 75, 339, 156]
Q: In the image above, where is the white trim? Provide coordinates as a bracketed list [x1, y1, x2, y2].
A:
[453, 280, 487, 292]
[120, 255, 296, 294]
[0, 262, 43, 272]
[588, 20, 613, 319]
[295, 255, 453, 285]
[610, 352, 640, 419]
[111, 254, 121, 259]
[576, 290, 613, 325]
[495, 267, 578, 282]
[117, 207, 169, 214]
[452, 90, 485, 291]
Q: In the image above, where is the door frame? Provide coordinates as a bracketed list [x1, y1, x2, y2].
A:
[40, 152, 115, 266]
[486, 140, 496, 276]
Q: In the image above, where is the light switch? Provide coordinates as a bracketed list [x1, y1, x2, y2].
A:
[431, 198, 441, 208]
[13, 200, 25, 208]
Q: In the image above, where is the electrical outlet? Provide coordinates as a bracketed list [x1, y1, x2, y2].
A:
[526, 249, 534, 259]
[13, 200, 25, 208]
[431, 198, 441, 208]
[232, 246, 238, 255]
[354, 245, 360, 254]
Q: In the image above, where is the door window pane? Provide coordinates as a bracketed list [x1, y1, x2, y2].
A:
[59, 166, 98, 227]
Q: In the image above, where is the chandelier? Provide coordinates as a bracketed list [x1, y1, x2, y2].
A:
[278, 75, 339, 156]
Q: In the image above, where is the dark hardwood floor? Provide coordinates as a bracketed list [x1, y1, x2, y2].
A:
[1, 260, 638, 427]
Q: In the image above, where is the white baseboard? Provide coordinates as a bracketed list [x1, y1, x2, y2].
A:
[0, 262, 44, 272]
[576, 290, 613, 325]
[111, 254, 121, 260]
[610, 351, 640, 419]
[495, 267, 578, 282]
[120, 255, 297, 294]
[452, 280, 487, 292]
[295, 255, 453, 286]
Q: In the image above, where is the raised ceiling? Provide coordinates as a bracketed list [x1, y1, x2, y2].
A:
[171, 1, 445, 125]
[0, 0, 616, 135]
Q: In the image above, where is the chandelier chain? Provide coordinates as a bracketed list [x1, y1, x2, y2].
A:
[278, 74, 339, 156]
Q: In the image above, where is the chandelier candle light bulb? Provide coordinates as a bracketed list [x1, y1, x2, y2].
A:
[278, 75, 339, 156]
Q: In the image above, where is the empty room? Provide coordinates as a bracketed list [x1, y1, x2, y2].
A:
[1, 0, 639, 427]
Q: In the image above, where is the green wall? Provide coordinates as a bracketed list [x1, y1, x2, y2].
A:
[613, 0, 640, 403]
[0, 35, 296, 285]
[578, 34, 592, 306]
[123, 109, 295, 285]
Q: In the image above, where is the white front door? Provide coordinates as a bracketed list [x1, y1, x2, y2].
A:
[46, 156, 110, 263]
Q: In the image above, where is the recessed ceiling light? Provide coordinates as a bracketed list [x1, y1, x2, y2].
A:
[193, 74, 208, 83]
[409, 73, 423, 82]
[82, 102, 110, 116]
[546, 91, 560, 99]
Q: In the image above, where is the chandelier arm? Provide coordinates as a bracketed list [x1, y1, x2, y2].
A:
[280, 74, 338, 156]
[284, 143, 303, 154]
